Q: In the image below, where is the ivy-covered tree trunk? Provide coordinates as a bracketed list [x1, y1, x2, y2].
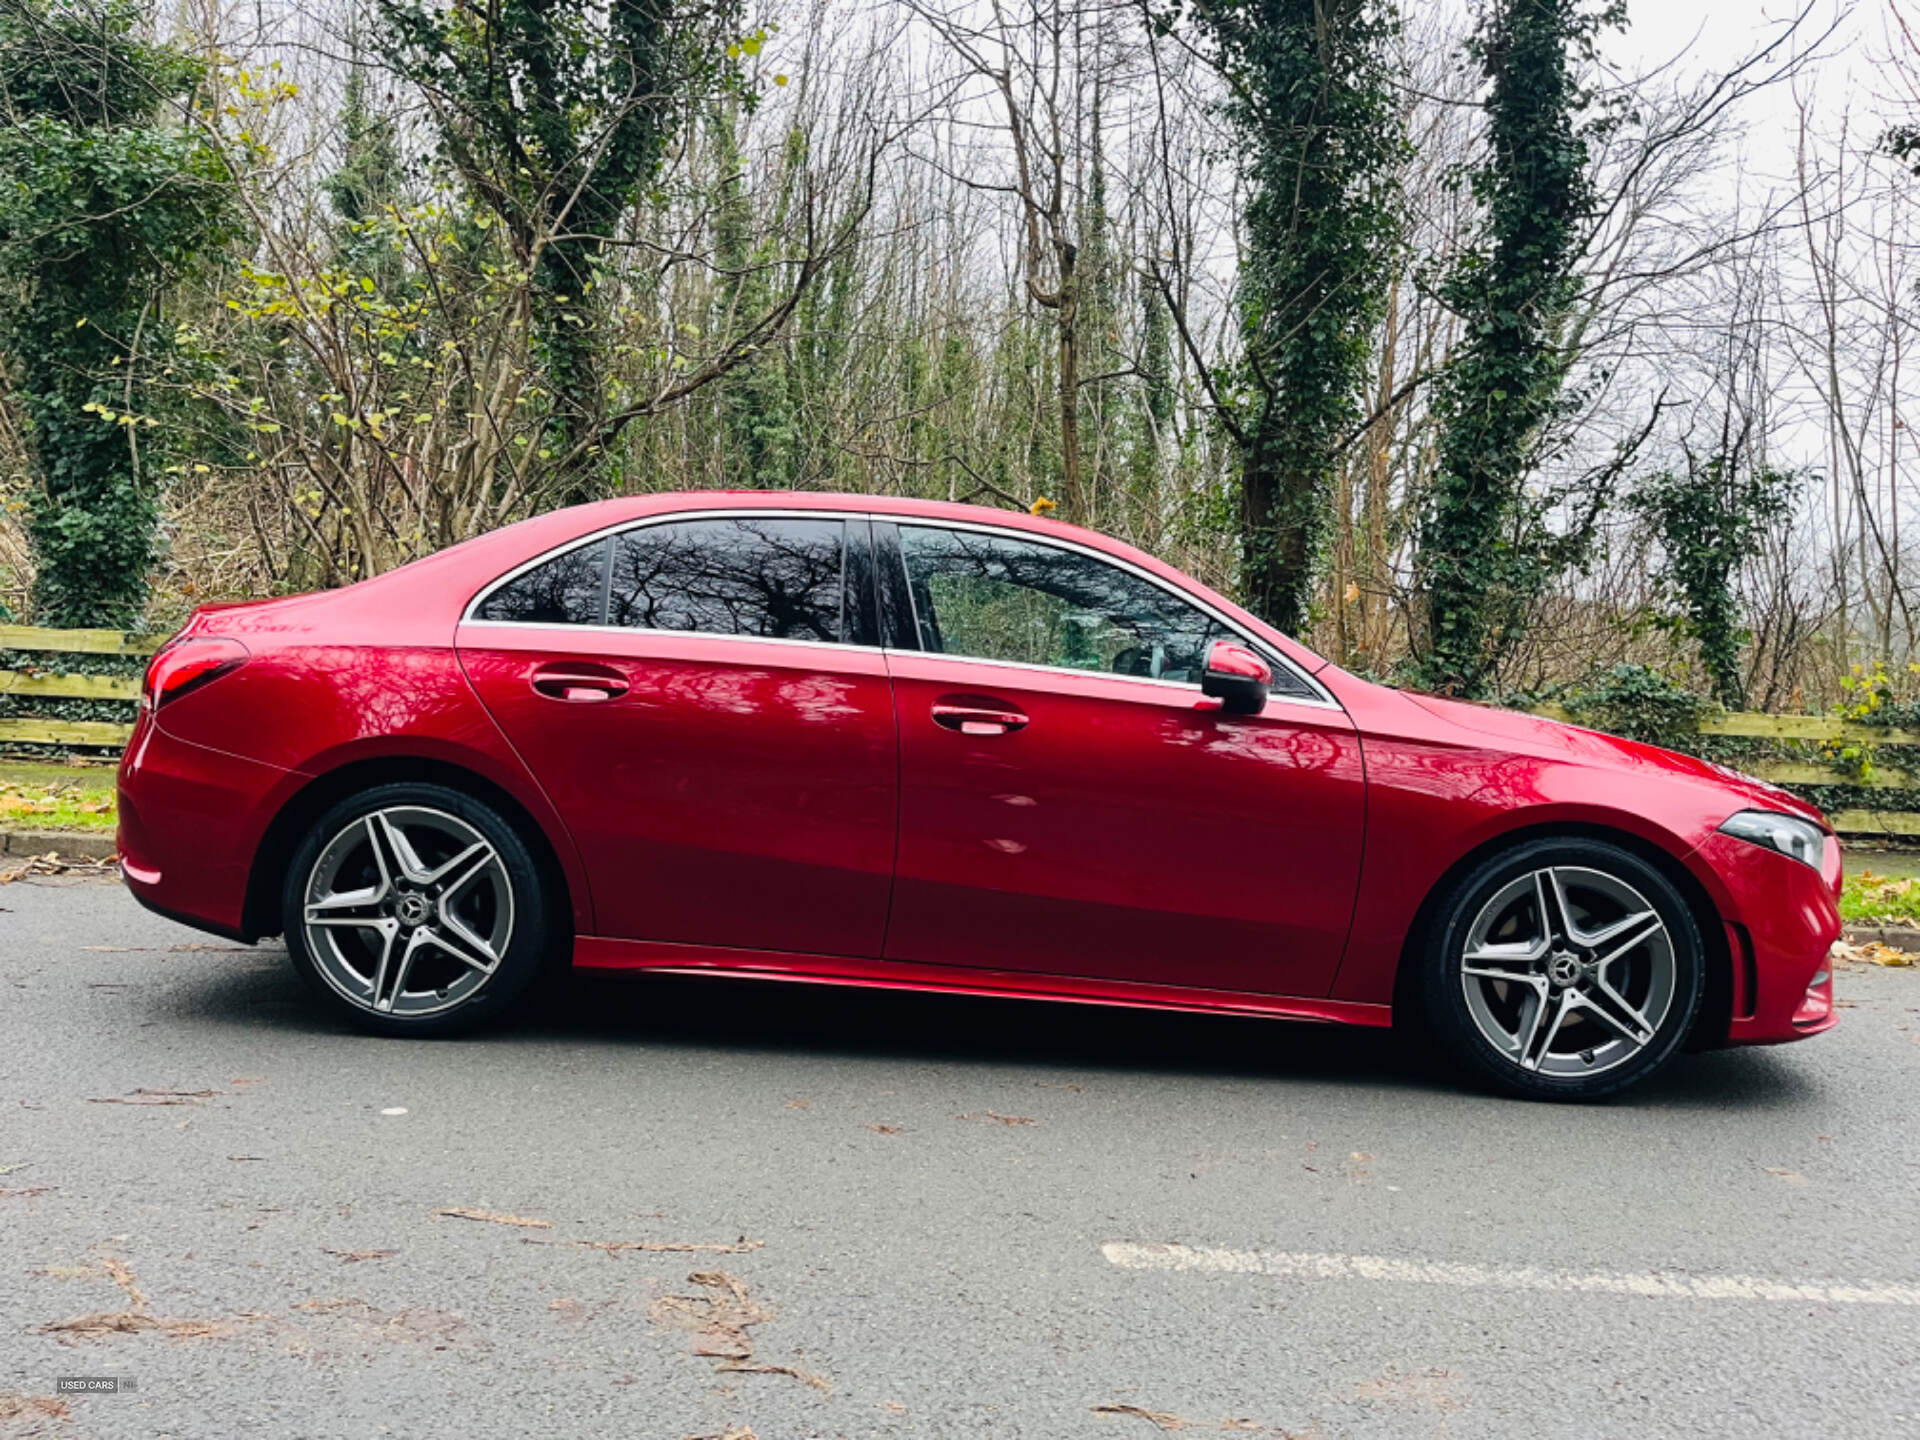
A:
[15, 302, 159, 627]
[1630, 449, 1799, 709]
[1196, 0, 1402, 637]
[376, 0, 734, 508]
[1413, 0, 1599, 695]
[0, 0, 238, 627]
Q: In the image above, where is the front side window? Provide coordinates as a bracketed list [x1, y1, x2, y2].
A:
[475, 538, 608, 625]
[897, 525, 1226, 684]
[609, 517, 846, 643]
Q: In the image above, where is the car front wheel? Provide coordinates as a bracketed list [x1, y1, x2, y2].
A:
[282, 782, 555, 1036]
[1417, 837, 1706, 1100]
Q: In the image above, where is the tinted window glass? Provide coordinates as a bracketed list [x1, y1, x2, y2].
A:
[476, 538, 607, 625]
[897, 525, 1227, 684]
[609, 517, 846, 643]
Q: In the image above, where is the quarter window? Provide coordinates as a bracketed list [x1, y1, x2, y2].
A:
[608, 517, 846, 643]
[474, 538, 608, 625]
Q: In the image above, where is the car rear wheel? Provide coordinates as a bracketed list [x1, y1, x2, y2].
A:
[1416, 837, 1705, 1101]
[282, 782, 555, 1036]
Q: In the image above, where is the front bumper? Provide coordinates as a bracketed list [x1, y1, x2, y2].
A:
[1690, 829, 1842, 1046]
[117, 710, 291, 941]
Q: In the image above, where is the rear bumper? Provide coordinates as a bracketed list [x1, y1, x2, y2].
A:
[117, 711, 289, 941]
[1689, 830, 1841, 1046]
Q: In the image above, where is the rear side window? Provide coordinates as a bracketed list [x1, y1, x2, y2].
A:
[609, 517, 846, 643]
[474, 538, 608, 624]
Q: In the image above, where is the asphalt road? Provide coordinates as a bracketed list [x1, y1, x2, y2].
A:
[3, 877, 1919, 1440]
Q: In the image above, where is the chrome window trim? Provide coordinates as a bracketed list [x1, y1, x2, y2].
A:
[455, 617, 1339, 715]
[878, 646, 1342, 715]
[459, 617, 887, 660]
[461, 505, 1337, 710]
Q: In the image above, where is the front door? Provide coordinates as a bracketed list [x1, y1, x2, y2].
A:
[456, 513, 897, 957]
[879, 521, 1366, 998]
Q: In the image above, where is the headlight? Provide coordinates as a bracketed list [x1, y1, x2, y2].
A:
[1718, 810, 1825, 870]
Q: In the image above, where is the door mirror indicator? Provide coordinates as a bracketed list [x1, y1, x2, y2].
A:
[1200, 641, 1271, 716]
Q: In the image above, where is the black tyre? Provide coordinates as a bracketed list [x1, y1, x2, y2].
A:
[1415, 837, 1705, 1101]
[281, 782, 558, 1036]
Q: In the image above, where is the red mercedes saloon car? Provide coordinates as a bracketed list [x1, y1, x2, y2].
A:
[117, 491, 1840, 1099]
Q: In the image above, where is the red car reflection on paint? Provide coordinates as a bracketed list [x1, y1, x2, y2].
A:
[117, 492, 1839, 1099]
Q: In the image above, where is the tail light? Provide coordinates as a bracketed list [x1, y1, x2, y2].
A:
[141, 636, 249, 712]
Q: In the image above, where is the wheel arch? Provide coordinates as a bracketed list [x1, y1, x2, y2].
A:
[1390, 819, 1734, 1050]
[241, 755, 579, 947]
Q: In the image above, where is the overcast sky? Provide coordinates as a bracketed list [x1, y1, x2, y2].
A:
[1614, 0, 1874, 168]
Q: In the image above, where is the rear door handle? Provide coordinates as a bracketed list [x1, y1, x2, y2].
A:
[932, 700, 1028, 736]
[531, 663, 630, 703]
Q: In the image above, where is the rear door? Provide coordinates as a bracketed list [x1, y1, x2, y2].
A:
[455, 512, 898, 957]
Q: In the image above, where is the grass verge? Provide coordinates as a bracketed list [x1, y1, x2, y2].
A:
[0, 759, 116, 834]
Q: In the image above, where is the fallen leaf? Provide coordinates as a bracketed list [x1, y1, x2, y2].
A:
[958, 1110, 1037, 1126]
[537, 1236, 764, 1258]
[682, 1428, 757, 1440]
[864, 1123, 903, 1136]
[1, 854, 118, 883]
[0, 1393, 72, 1425]
[434, 1206, 551, 1229]
[1093, 1404, 1264, 1432]
[1764, 1167, 1808, 1186]
[651, 1270, 830, 1392]
[87, 1088, 220, 1106]
[37, 1248, 237, 1344]
[1351, 1366, 1461, 1412]
[321, 1249, 396, 1264]
[785, 1098, 812, 1110]
[38, 1311, 230, 1342]
[0, 1186, 54, 1200]
[290, 1297, 462, 1345]
[227, 1155, 265, 1163]
[100, 1255, 145, 1310]
[1831, 939, 1916, 967]
[1095, 1405, 1191, 1431]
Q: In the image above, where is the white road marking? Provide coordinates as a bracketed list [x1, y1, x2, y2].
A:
[1102, 1241, 1920, 1306]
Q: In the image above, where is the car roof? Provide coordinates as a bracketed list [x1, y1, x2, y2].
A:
[360, 490, 1330, 677]
[549, 488, 1117, 545]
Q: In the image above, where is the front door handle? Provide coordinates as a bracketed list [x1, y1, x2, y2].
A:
[932, 699, 1029, 736]
[531, 663, 630, 703]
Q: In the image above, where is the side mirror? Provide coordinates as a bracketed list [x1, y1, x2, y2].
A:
[1200, 641, 1271, 716]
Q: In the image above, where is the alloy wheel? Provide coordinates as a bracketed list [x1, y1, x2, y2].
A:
[301, 805, 515, 1018]
[1458, 865, 1677, 1078]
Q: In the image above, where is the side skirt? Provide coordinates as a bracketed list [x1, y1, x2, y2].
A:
[572, 936, 1394, 1028]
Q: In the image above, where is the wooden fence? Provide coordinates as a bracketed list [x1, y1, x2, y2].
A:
[0, 624, 151, 749]
[3, 623, 1920, 837]
[1528, 704, 1920, 838]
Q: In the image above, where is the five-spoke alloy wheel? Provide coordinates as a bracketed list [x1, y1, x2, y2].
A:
[283, 783, 556, 1035]
[1417, 838, 1704, 1101]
